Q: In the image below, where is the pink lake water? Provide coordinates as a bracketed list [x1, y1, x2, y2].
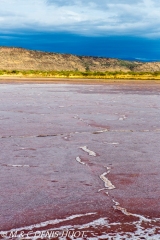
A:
[0, 83, 160, 239]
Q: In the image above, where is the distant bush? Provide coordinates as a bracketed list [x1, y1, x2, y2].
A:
[0, 69, 160, 80]
[118, 60, 139, 71]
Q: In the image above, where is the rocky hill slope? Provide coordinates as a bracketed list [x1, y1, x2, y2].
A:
[0, 47, 160, 72]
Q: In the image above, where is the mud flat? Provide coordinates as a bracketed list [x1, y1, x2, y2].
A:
[0, 83, 160, 239]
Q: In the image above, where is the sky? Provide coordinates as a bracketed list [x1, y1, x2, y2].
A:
[0, 0, 160, 61]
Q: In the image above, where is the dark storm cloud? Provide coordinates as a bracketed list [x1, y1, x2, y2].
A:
[0, 0, 160, 37]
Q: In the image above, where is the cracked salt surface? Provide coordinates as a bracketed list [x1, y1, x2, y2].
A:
[98, 188, 107, 192]
[75, 145, 160, 238]
[119, 115, 127, 121]
[112, 199, 120, 206]
[93, 129, 108, 134]
[2, 164, 30, 167]
[0, 213, 97, 234]
[104, 142, 119, 145]
[1, 127, 159, 140]
[2, 217, 160, 240]
[8, 214, 159, 240]
[80, 146, 96, 156]
[113, 201, 151, 222]
[77, 210, 160, 240]
[119, 117, 124, 121]
[1, 82, 160, 239]
[100, 171, 116, 190]
[76, 156, 86, 165]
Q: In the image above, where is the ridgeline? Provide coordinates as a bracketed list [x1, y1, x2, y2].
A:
[0, 47, 160, 80]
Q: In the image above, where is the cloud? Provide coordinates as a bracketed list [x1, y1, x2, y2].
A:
[0, 0, 160, 37]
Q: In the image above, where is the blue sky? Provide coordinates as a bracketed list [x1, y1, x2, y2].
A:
[0, 0, 160, 61]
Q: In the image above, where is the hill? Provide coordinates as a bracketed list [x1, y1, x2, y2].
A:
[1, 47, 160, 73]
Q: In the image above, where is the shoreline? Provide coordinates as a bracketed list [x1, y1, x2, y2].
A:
[0, 77, 160, 84]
